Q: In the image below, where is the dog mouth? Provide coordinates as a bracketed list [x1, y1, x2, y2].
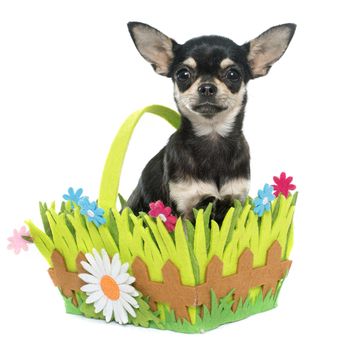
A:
[192, 103, 227, 116]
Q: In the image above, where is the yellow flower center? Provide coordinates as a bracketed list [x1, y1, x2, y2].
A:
[100, 275, 120, 300]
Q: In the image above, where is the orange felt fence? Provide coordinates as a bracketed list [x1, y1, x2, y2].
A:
[132, 240, 292, 321]
[47, 240, 291, 321]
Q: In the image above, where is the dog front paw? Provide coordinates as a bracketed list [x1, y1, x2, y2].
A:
[195, 196, 217, 211]
[182, 196, 216, 224]
[212, 198, 234, 225]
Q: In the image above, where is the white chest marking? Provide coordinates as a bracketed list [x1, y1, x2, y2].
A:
[189, 109, 238, 138]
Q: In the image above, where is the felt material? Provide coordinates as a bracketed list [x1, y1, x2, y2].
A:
[222, 201, 252, 276]
[253, 184, 275, 217]
[98, 105, 180, 213]
[31, 193, 296, 325]
[39, 202, 53, 238]
[48, 250, 85, 306]
[132, 257, 196, 321]
[79, 198, 106, 227]
[157, 288, 280, 334]
[127, 294, 164, 329]
[172, 218, 196, 286]
[272, 172, 296, 198]
[208, 208, 233, 261]
[132, 240, 291, 321]
[7, 226, 31, 254]
[194, 210, 207, 283]
[78, 249, 139, 324]
[63, 294, 83, 315]
[46, 210, 79, 271]
[26, 220, 55, 266]
[148, 200, 177, 231]
[197, 241, 291, 311]
[78, 293, 105, 319]
[63, 187, 83, 207]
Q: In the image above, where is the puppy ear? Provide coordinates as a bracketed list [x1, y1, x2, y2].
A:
[127, 22, 177, 76]
[246, 23, 296, 78]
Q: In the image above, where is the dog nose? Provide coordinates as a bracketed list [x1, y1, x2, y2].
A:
[198, 83, 217, 97]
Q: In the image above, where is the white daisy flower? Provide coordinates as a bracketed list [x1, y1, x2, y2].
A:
[79, 249, 139, 324]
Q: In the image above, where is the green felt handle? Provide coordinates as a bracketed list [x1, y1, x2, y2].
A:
[98, 105, 181, 212]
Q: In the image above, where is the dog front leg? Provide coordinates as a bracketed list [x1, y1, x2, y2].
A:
[212, 177, 250, 224]
[169, 179, 219, 221]
[219, 178, 250, 203]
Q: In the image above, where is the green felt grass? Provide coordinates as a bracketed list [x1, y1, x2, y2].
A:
[29, 192, 296, 329]
[152, 286, 282, 334]
[62, 283, 284, 334]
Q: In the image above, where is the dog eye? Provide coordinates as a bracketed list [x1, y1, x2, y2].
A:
[176, 68, 191, 82]
[226, 68, 241, 82]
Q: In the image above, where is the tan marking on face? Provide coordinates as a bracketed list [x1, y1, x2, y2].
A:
[213, 77, 232, 95]
[183, 57, 197, 69]
[220, 58, 235, 69]
[174, 77, 201, 105]
[174, 78, 247, 137]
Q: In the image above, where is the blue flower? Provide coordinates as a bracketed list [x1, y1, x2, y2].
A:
[253, 184, 275, 217]
[63, 187, 83, 207]
[78, 197, 106, 227]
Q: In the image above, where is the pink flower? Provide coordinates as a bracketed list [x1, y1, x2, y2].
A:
[148, 200, 177, 232]
[272, 172, 296, 198]
[7, 226, 31, 254]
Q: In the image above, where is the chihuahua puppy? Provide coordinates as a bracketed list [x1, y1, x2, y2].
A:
[127, 22, 296, 223]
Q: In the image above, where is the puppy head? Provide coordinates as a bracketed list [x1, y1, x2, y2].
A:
[128, 22, 296, 126]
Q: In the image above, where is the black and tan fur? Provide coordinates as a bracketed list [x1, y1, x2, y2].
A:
[126, 22, 296, 223]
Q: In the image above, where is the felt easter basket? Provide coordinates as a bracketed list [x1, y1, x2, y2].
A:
[27, 105, 296, 333]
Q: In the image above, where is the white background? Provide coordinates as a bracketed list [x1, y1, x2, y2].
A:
[1, 0, 349, 349]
